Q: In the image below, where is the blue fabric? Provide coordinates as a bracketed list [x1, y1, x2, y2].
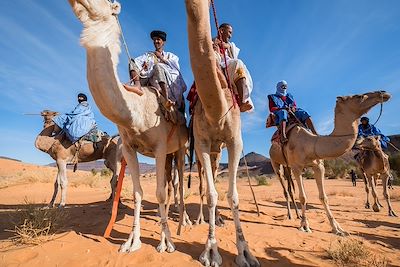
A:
[273, 108, 310, 124]
[53, 101, 96, 143]
[276, 80, 288, 96]
[358, 124, 390, 149]
[269, 93, 296, 109]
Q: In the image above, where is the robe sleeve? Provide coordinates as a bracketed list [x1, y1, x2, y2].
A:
[164, 52, 180, 71]
[268, 95, 279, 112]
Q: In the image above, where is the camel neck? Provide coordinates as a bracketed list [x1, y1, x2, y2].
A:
[81, 18, 141, 128]
[314, 104, 358, 159]
[186, 0, 228, 124]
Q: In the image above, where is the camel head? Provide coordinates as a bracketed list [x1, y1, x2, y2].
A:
[335, 91, 391, 120]
[355, 136, 382, 151]
[68, 0, 121, 24]
[41, 110, 59, 129]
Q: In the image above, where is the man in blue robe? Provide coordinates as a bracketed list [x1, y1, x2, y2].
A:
[53, 93, 96, 143]
[358, 116, 390, 149]
[268, 80, 317, 143]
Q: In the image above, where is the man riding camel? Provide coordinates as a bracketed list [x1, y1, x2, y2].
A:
[267, 80, 317, 143]
[52, 93, 96, 143]
[213, 23, 253, 112]
[128, 30, 187, 115]
[357, 116, 390, 149]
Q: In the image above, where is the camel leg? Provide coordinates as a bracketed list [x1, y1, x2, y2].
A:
[49, 161, 63, 207]
[226, 140, 260, 267]
[105, 159, 121, 202]
[285, 167, 301, 219]
[176, 148, 192, 227]
[165, 154, 174, 217]
[369, 175, 381, 212]
[197, 143, 222, 267]
[173, 164, 179, 211]
[312, 161, 347, 236]
[58, 160, 68, 208]
[119, 145, 143, 253]
[272, 162, 292, 219]
[155, 152, 175, 253]
[375, 175, 384, 208]
[212, 153, 225, 227]
[292, 167, 311, 233]
[381, 173, 397, 217]
[362, 172, 371, 209]
[195, 159, 206, 225]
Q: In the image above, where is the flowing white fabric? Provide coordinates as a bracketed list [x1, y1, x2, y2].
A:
[134, 51, 187, 106]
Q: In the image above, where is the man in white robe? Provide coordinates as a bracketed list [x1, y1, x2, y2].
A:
[129, 30, 186, 111]
[214, 23, 253, 112]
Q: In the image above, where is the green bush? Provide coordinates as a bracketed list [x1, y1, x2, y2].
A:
[324, 158, 357, 179]
[100, 168, 112, 177]
[303, 168, 314, 179]
[254, 175, 270, 186]
[91, 168, 98, 176]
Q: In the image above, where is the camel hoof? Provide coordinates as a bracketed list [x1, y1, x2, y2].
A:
[157, 240, 175, 253]
[57, 204, 65, 209]
[236, 244, 260, 267]
[215, 216, 225, 227]
[334, 230, 349, 237]
[182, 212, 192, 227]
[389, 210, 397, 217]
[372, 203, 380, 212]
[200, 239, 222, 267]
[119, 239, 141, 253]
[195, 218, 206, 225]
[365, 203, 370, 209]
[299, 226, 312, 233]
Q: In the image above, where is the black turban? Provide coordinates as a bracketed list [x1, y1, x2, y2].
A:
[150, 30, 167, 41]
[360, 116, 369, 123]
[77, 93, 87, 102]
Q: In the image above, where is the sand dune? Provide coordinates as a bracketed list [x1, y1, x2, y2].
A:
[0, 158, 399, 266]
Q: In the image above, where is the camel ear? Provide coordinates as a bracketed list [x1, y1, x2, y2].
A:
[336, 96, 347, 102]
[359, 95, 368, 102]
[111, 2, 121, 15]
[375, 135, 381, 141]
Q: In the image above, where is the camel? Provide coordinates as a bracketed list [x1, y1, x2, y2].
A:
[355, 136, 397, 216]
[186, 1, 260, 266]
[35, 110, 122, 207]
[270, 91, 391, 236]
[68, 0, 189, 254]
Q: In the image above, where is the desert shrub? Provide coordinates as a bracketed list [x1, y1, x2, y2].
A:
[91, 168, 98, 176]
[327, 238, 387, 267]
[389, 153, 400, 186]
[303, 168, 314, 179]
[254, 175, 270, 186]
[100, 168, 112, 177]
[8, 198, 66, 245]
[324, 158, 357, 179]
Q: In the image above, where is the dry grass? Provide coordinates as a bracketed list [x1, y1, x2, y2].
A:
[69, 173, 103, 188]
[253, 175, 271, 186]
[390, 190, 400, 201]
[328, 190, 354, 197]
[327, 237, 388, 267]
[7, 198, 67, 245]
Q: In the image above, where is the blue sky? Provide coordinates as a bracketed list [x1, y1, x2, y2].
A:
[0, 0, 399, 165]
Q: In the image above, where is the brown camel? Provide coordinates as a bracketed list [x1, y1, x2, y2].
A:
[186, 1, 260, 266]
[68, 0, 188, 253]
[355, 136, 397, 216]
[270, 91, 391, 236]
[35, 110, 122, 207]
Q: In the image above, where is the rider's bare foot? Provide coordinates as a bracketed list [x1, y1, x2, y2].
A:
[239, 101, 252, 112]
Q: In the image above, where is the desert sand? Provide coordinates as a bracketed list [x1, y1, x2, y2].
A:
[0, 158, 399, 266]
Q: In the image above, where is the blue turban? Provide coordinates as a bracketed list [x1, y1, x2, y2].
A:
[276, 80, 288, 96]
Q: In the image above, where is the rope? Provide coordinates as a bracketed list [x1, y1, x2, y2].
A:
[389, 141, 400, 152]
[104, 157, 127, 238]
[371, 92, 384, 126]
[210, 0, 237, 108]
[241, 150, 260, 216]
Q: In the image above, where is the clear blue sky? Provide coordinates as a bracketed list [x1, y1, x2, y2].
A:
[1, 0, 399, 165]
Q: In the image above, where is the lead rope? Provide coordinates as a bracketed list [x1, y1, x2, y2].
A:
[241, 151, 260, 216]
[210, 0, 237, 108]
[371, 92, 384, 126]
